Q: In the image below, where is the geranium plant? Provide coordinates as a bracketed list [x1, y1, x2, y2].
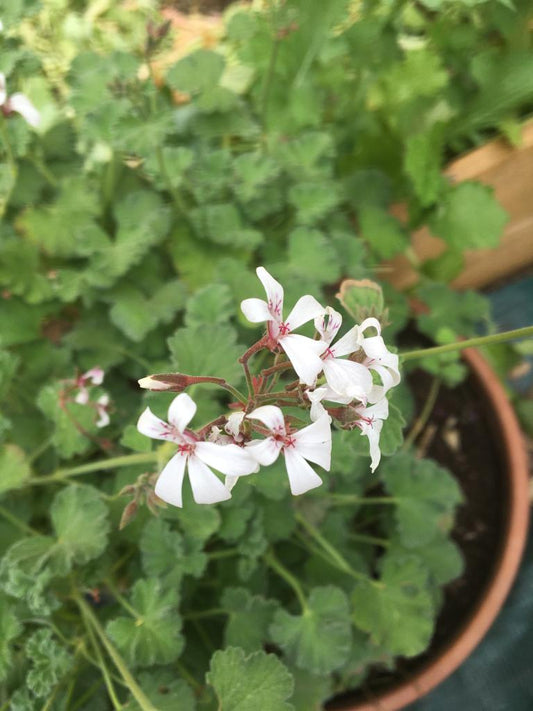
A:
[1, 0, 533, 709]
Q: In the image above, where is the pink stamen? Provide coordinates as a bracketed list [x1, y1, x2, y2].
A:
[322, 347, 335, 360]
[177, 443, 195, 456]
[278, 322, 291, 336]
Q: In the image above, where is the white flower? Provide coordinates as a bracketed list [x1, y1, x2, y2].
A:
[225, 411, 245, 442]
[241, 267, 326, 386]
[315, 307, 373, 402]
[245, 405, 331, 495]
[95, 394, 110, 428]
[306, 384, 352, 422]
[0, 72, 40, 128]
[357, 318, 401, 403]
[353, 398, 389, 473]
[74, 367, 105, 404]
[137, 393, 258, 507]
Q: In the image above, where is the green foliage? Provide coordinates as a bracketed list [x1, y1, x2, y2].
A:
[222, 587, 279, 653]
[0, 444, 31, 496]
[270, 587, 352, 674]
[206, 647, 294, 711]
[25, 628, 72, 698]
[0, 598, 22, 681]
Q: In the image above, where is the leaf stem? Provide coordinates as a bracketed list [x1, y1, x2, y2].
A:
[0, 504, 38, 535]
[264, 548, 308, 612]
[400, 326, 533, 361]
[402, 377, 440, 451]
[27, 452, 159, 487]
[326, 494, 398, 505]
[74, 594, 158, 711]
[183, 608, 227, 620]
[105, 579, 142, 621]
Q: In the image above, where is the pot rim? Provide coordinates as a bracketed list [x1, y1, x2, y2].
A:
[337, 347, 530, 711]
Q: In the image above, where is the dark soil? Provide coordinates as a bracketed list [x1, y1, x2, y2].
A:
[328, 366, 508, 708]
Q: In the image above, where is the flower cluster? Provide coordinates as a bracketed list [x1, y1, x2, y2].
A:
[138, 268, 400, 507]
[62, 367, 111, 428]
[0, 73, 40, 127]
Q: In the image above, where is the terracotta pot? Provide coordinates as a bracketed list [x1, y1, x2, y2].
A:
[331, 348, 530, 711]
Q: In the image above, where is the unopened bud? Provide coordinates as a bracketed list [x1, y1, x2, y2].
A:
[119, 500, 138, 530]
[138, 373, 188, 392]
[336, 279, 389, 327]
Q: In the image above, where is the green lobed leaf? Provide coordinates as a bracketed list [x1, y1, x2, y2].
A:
[50, 485, 110, 572]
[0, 596, 22, 681]
[0, 444, 31, 497]
[206, 647, 294, 711]
[287, 228, 341, 285]
[270, 586, 352, 674]
[288, 182, 340, 225]
[351, 553, 435, 657]
[107, 578, 184, 667]
[185, 283, 234, 327]
[404, 126, 445, 207]
[358, 206, 409, 259]
[380, 452, 463, 548]
[167, 50, 225, 93]
[25, 629, 72, 698]
[128, 671, 196, 711]
[222, 587, 279, 653]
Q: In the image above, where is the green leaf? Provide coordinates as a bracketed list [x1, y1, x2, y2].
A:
[378, 403, 406, 457]
[168, 323, 244, 386]
[167, 50, 225, 93]
[37, 382, 97, 459]
[416, 283, 489, 341]
[289, 667, 333, 711]
[222, 588, 279, 653]
[107, 578, 184, 667]
[380, 453, 463, 548]
[232, 152, 280, 202]
[129, 671, 196, 711]
[270, 586, 352, 674]
[206, 647, 294, 711]
[185, 284, 234, 327]
[358, 206, 409, 259]
[190, 203, 263, 249]
[287, 229, 341, 285]
[50, 485, 110, 572]
[288, 182, 340, 225]
[25, 629, 72, 698]
[389, 533, 464, 586]
[0, 444, 31, 497]
[140, 518, 206, 586]
[0, 597, 22, 681]
[404, 127, 445, 206]
[430, 182, 508, 250]
[0, 536, 58, 614]
[351, 553, 435, 657]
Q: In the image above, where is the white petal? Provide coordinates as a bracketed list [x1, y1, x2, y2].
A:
[359, 317, 382, 336]
[247, 405, 285, 433]
[154, 452, 187, 507]
[8, 93, 40, 127]
[167, 393, 196, 433]
[293, 413, 332, 470]
[75, 388, 89, 405]
[137, 407, 182, 443]
[83, 367, 104, 385]
[187, 455, 232, 505]
[359, 419, 384, 473]
[240, 297, 272, 324]
[225, 475, 239, 492]
[195, 441, 259, 476]
[256, 266, 284, 320]
[331, 325, 361, 358]
[358, 397, 389, 421]
[246, 437, 282, 466]
[0, 73, 6, 105]
[323, 358, 373, 400]
[314, 306, 343, 344]
[367, 365, 396, 404]
[97, 394, 110, 407]
[225, 411, 245, 439]
[96, 409, 110, 428]
[280, 333, 326, 386]
[285, 295, 325, 331]
[283, 448, 323, 495]
[138, 375, 171, 391]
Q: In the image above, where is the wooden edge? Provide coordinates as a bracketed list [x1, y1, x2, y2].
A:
[339, 349, 530, 711]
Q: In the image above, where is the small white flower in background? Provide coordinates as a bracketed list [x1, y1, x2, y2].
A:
[0, 72, 40, 128]
[241, 267, 327, 386]
[245, 405, 331, 495]
[225, 411, 245, 442]
[357, 317, 401, 403]
[353, 398, 389, 473]
[74, 367, 105, 405]
[95, 394, 110, 428]
[137, 393, 259, 507]
[315, 307, 374, 402]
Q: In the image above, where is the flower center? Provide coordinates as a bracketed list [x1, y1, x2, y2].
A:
[281, 434, 296, 449]
[278, 321, 291, 336]
[322, 347, 335, 360]
[177, 442, 195, 456]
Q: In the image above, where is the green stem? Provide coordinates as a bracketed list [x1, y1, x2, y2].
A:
[74, 594, 158, 711]
[0, 115, 16, 170]
[0, 505, 38, 535]
[348, 532, 389, 547]
[183, 608, 227, 620]
[326, 494, 397, 505]
[402, 377, 440, 451]
[176, 661, 203, 693]
[295, 512, 379, 585]
[207, 548, 239, 560]
[400, 326, 533, 362]
[264, 548, 308, 612]
[105, 579, 142, 621]
[261, 38, 281, 123]
[28, 452, 159, 487]
[80, 606, 123, 711]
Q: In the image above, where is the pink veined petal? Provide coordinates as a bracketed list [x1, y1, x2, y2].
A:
[322, 358, 373, 400]
[285, 295, 325, 331]
[292, 413, 332, 470]
[359, 419, 384, 473]
[256, 267, 284, 320]
[0, 73, 6, 105]
[8, 93, 40, 127]
[359, 317, 382, 337]
[83, 367, 104, 385]
[314, 306, 343, 345]
[154, 452, 188, 507]
[195, 441, 259, 476]
[246, 437, 282, 466]
[280, 333, 326, 386]
[187, 455, 232, 505]
[137, 406, 183, 443]
[167, 393, 197, 433]
[357, 397, 389, 421]
[283, 448, 323, 496]
[240, 297, 272, 324]
[247, 405, 285, 433]
[330, 325, 361, 358]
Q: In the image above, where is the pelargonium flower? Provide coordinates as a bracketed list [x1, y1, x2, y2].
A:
[95, 394, 110, 428]
[241, 267, 326, 386]
[74, 367, 105, 405]
[353, 398, 389, 473]
[245, 405, 331, 495]
[137, 393, 258, 507]
[0, 72, 40, 127]
[357, 317, 401, 403]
